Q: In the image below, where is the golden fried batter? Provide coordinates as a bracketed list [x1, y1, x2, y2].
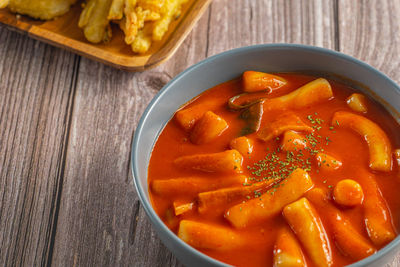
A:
[108, 0, 125, 20]
[0, 0, 9, 9]
[153, 0, 187, 41]
[0, 0, 190, 54]
[6, 0, 77, 20]
[79, 0, 113, 43]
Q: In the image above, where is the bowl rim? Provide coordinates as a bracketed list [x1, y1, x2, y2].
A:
[131, 43, 400, 267]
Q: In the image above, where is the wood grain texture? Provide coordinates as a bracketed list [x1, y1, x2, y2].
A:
[1, 0, 400, 267]
[206, 0, 336, 56]
[338, 1, 400, 265]
[50, 9, 210, 266]
[0, 27, 78, 266]
[338, 0, 400, 84]
[51, 1, 337, 266]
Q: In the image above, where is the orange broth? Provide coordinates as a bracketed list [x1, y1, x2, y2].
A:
[148, 73, 400, 267]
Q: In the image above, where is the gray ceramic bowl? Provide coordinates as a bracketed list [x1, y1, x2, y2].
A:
[131, 44, 400, 267]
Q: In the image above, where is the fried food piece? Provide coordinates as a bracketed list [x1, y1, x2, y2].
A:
[153, 0, 187, 41]
[131, 22, 154, 53]
[119, 1, 140, 44]
[0, 0, 9, 9]
[119, 0, 163, 45]
[120, 5, 158, 45]
[108, 0, 125, 20]
[138, 0, 164, 12]
[129, 0, 187, 53]
[79, 0, 113, 43]
[6, 0, 77, 20]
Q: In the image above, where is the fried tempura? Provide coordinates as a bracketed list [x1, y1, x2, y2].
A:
[137, 0, 164, 12]
[119, 0, 160, 45]
[0, 0, 190, 53]
[0, 0, 9, 9]
[79, 0, 113, 43]
[108, 0, 125, 20]
[123, 0, 188, 52]
[131, 20, 153, 53]
[153, 0, 187, 41]
[5, 0, 77, 20]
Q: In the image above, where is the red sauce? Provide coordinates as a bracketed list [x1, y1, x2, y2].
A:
[148, 73, 400, 267]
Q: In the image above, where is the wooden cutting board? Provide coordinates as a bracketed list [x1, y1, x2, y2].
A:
[0, 0, 211, 71]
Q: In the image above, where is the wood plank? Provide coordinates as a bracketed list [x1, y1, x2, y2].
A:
[206, 0, 336, 56]
[50, 8, 210, 266]
[338, 1, 400, 265]
[0, 27, 78, 266]
[51, 0, 336, 266]
[338, 0, 400, 84]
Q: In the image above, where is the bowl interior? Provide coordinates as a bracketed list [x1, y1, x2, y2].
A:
[132, 44, 400, 267]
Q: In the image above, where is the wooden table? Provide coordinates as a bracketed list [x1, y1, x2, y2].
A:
[1, 0, 399, 266]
